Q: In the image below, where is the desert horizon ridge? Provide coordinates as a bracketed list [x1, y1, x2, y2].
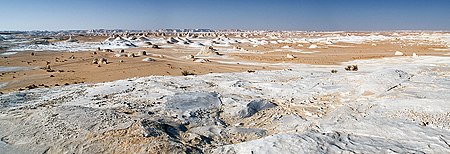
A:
[1, 28, 450, 153]
[1, 30, 449, 92]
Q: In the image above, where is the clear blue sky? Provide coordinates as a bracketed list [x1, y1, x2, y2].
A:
[1, 0, 449, 31]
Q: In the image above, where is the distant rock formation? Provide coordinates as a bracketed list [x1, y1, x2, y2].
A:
[287, 54, 296, 59]
[395, 51, 404, 56]
[142, 57, 156, 62]
[196, 46, 220, 56]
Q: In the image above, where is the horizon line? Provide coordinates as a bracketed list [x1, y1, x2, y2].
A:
[2, 28, 450, 33]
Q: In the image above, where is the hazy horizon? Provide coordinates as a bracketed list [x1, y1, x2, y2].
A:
[1, 0, 450, 31]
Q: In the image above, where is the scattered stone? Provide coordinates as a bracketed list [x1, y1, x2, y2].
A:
[25, 84, 38, 89]
[119, 60, 124, 63]
[142, 58, 156, 62]
[194, 58, 210, 63]
[127, 53, 136, 57]
[115, 53, 125, 57]
[120, 49, 125, 53]
[139, 51, 147, 56]
[92, 58, 99, 64]
[50, 75, 55, 77]
[419, 121, 429, 126]
[93, 51, 97, 55]
[46, 69, 55, 72]
[31, 52, 35, 56]
[186, 55, 195, 60]
[152, 45, 160, 49]
[100, 58, 108, 64]
[103, 49, 113, 52]
[412, 52, 418, 57]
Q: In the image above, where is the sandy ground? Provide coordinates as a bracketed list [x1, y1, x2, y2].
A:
[231, 41, 449, 64]
[0, 49, 274, 93]
[1, 37, 449, 93]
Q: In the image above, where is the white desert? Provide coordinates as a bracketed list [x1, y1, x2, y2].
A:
[1, 30, 450, 153]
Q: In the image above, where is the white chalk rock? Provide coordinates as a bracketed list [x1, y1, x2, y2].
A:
[287, 54, 296, 59]
[282, 45, 291, 49]
[115, 53, 125, 57]
[186, 55, 195, 60]
[195, 59, 210, 63]
[394, 51, 404, 56]
[142, 58, 155, 62]
[100, 58, 108, 64]
[412, 53, 418, 57]
[127, 53, 136, 57]
[196, 46, 220, 56]
[309, 44, 318, 49]
[92, 58, 99, 64]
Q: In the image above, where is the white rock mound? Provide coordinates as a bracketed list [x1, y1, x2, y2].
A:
[196, 46, 220, 56]
[142, 58, 156, 62]
[309, 44, 318, 49]
[286, 54, 296, 59]
[394, 51, 404, 56]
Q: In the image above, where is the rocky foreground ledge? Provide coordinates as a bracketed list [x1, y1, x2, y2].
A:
[1, 56, 449, 153]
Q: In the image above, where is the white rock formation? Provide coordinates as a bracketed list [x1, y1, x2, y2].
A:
[395, 51, 404, 56]
[1, 57, 450, 153]
[142, 57, 155, 62]
[309, 44, 318, 49]
[286, 54, 296, 59]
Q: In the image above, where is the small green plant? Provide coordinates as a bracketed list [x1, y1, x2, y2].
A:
[181, 70, 195, 76]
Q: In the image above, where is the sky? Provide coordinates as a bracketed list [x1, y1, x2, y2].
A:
[1, 0, 450, 31]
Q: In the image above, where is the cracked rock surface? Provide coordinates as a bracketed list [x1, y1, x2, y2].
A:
[1, 56, 450, 153]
